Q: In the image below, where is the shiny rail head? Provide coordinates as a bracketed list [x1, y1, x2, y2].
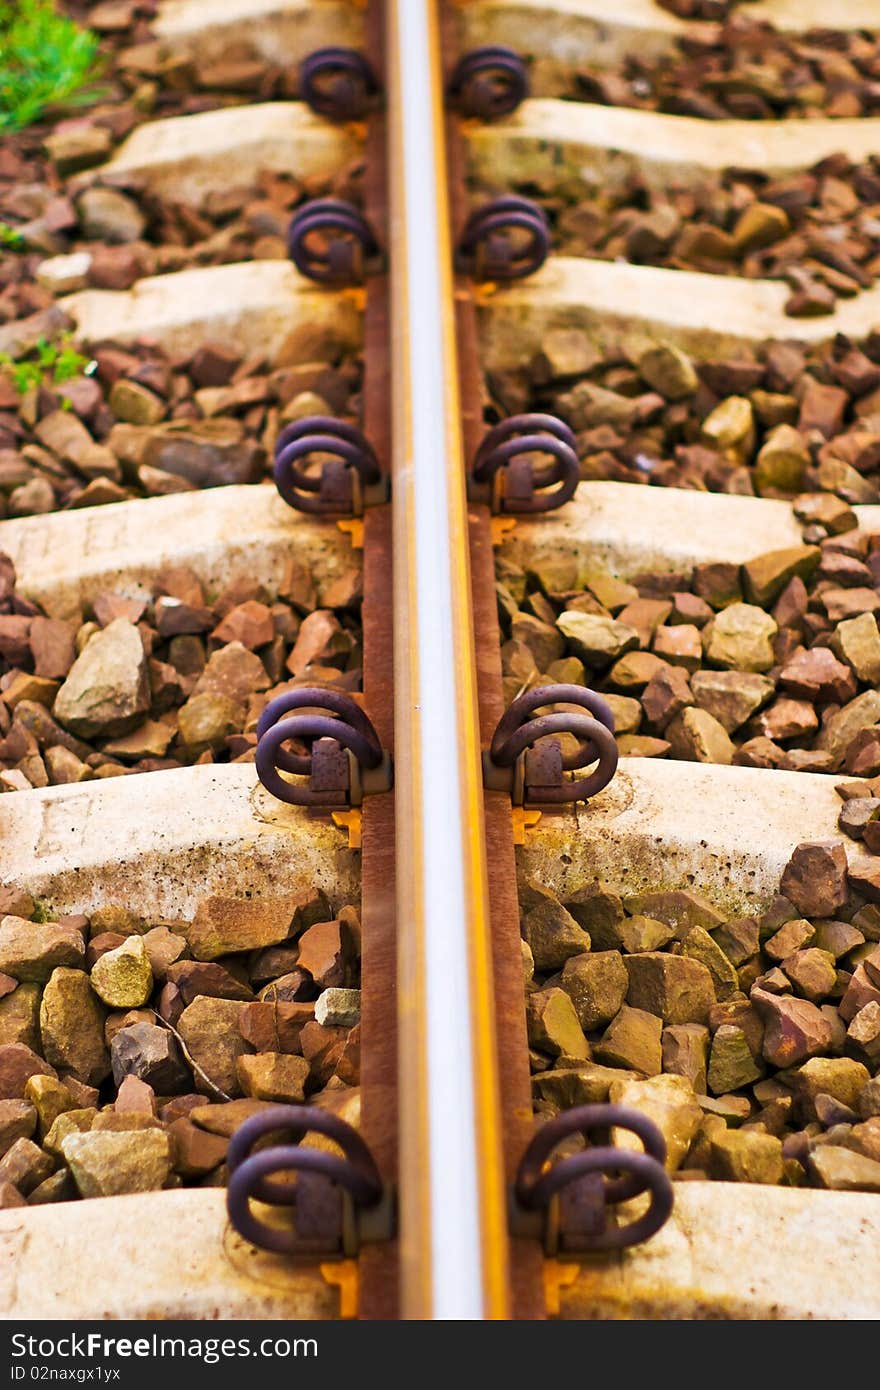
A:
[299, 47, 381, 121]
[255, 687, 391, 809]
[456, 195, 550, 281]
[227, 1105, 388, 1257]
[274, 416, 387, 516]
[484, 684, 618, 805]
[512, 1104, 674, 1255]
[447, 45, 529, 120]
[287, 199, 382, 284]
[470, 412, 578, 513]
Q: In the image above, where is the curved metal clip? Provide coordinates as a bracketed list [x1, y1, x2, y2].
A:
[483, 684, 618, 805]
[512, 1104, 674, 1255]
[288, 198, 382, 284]
[274, 416, 388, 516]
[456, 195, 549, 281]
[299, 47, 380, 121]
[447, 45, 529, 119]
[256, 688, 392, 809]
[471, 413, 578, 513]
[227, 1105, 393, 1257]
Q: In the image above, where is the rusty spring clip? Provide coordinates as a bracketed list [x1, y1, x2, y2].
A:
[470, 413, 579, 513]
[256, 689, 392, 809]
[227, 1106, 393, 1257]
[288, 198, 382, 284]
[299, 47, 380, 121]
[457, 194, 550, 281]
[484, 684, 618, 805]
[274, 416, 388, 516]
[511, 1105, 674, 1255]
[447, 45, 529, 119]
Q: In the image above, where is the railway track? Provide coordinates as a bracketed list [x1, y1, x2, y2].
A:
[1, 0, 880, 1322]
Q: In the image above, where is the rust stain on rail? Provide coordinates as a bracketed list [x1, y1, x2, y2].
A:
[356, 0, 398, 1321]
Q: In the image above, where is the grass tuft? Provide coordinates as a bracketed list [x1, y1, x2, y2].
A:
[0, 335, 92, 396]
[0, 0, 102, 134]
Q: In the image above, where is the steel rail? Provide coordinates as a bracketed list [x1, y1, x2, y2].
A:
[386, 0, 511, 1320]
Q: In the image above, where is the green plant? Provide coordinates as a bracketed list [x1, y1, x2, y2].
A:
[0, 335, 91, 395]
[0, 0, 101, 134]
[0, 222, 24, 249]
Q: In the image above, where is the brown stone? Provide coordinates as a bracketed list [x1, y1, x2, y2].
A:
[707, 1025, 762, 1094]
[115, 1074, 156, 1115]
[847, 862, 880, 907]
[831, 613, 880, 684]
[168, 1117, 228, 1178]
[89, 936, 153, 1008]
[742, 546, 820, 607]
[662, 1023, 709, 1094]
[782, 948, 837, 1003]
[0, 1137, 53, 1195]
[779, 648, 855, 704]
[652, 624, 702, 673]
[847, 1001, 880, 1062]
[798, 379, 848, 438]
[0, 984, 41, 1050]
[236, 1052, 310, 1103]
[296, 920, 350, 989]
[641, 665, 693, 731]
[532, 1064, 639, 1110]
[559, 951, 628, 1030]
[0, 916, 84, 982]
[756, 698, 818, 743]
[521, 899, 590, 971]
[189, 1098, 277, 1137]
[680, 927, 739, 1001]
[39, 968, 109, 1086]
[140, 927, 187, 980]
[780, 842, 849, 918]
[713, 916, 760, 967]
[23, 1073, 77, 1139]
[840, 961, 880, 1021]
[563, 884, 624, 950]
[709, 1130, 783, 1184]
[622, 890, 724, 937]
[62, 1129, 171, 1197]
[751, 986, 834, 1067]
[185, 893, 304, 961]
[765, 917, 815, 962]
[211, 601, 274, 651]
[525, 988, 589, 1061]
[624, 953, 715, 1024]
[610, 1073, 702, 1173]
[110, 1022, 191, 1093]
[608, 651, 668, 688]
[191, 641, 269, 708]
[692, 561, 742, 610]
[594, 1005, 662, 1075]
[0, 1099, 36, 1158]
[164, 960, 251, 1005]
[691, 670, 774, 733]
[790, 1057, 870, 1123]
[0, 1044, 55, 1099]
[612, 914, 675, 954]
[807, 1145, 880, 1192]
[703, 603, 777, 672]
[177, 997, 250, 1097]
[287, 611, 353, 675]
[53, 619, 150, 739]
[29, 619, 75, 680]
